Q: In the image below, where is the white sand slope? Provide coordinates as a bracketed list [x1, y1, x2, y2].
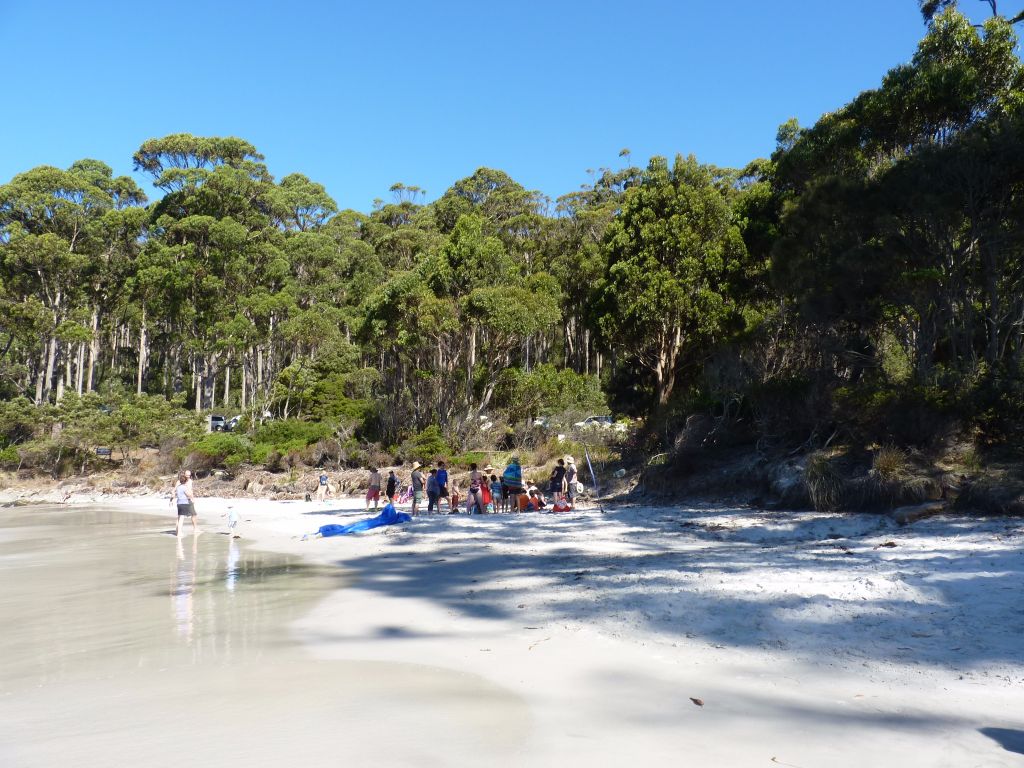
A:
[53, 494, 1024, 765]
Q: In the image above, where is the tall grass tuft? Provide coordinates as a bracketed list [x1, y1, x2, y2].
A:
[872, 445, 909, 482]
[805, 452, 844, 511]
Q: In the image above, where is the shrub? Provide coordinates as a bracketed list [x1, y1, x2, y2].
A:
[252, 419, 332, 447]
[0, 397, 46, 448]
[0, 445, 19, 468]
[494, 364, 607, 424]
[187, 433, 252, 469]
[401, 425, 450, 461]
[10, 438, 93, 477]
[747, 376, 829, 446]
[448, 451, 488, 468]
[833, 384, 957, 448]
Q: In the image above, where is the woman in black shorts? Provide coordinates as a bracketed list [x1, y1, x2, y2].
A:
[173, 470, 199, 537]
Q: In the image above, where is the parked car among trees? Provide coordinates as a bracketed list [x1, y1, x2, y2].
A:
[573, 415, 626, 432]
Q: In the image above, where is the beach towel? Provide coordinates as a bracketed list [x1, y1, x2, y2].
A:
[316, 503, 412, 538]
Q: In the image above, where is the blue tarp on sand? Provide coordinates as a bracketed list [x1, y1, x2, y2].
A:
[317, 503, 412, 537]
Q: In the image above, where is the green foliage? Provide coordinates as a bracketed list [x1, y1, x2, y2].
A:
[402, 425, 451, 460]
[0, 397, 46, 447]
[187, 432, 253, 469]
[833, 383, 958, 447]
[0, 445, 18, 467]
[252, 419, 332, 447]
[594, 155, 747, 406]
[5, 12, 1024, 470]
[448, 451, 488, 468]
[494, 364, 606, 423]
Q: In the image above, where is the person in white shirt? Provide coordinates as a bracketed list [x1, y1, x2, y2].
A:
[172, 470, 200, 537]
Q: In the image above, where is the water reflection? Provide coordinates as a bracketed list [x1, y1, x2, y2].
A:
[226, 536, 240, 594]
[0, 506, 532, 768]
[172, 536, 198, 642]
[0, 508, 343, 689]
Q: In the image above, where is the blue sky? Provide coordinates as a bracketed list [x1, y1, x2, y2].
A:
[0, 1, 966, 211]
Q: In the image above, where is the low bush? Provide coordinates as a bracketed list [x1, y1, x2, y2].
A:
[400, 425, 450, 462]
[186, 432, 252, 470]
[448, 451, 488, 468]
[493, 364, 607, 425]
[0, 444, 20, 468]
[9, 438, 94, 477]
[834, 383, 958, 448]
[252, 419, 332, 447]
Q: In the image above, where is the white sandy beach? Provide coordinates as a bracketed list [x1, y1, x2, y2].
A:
[3, 490, 1023, 766]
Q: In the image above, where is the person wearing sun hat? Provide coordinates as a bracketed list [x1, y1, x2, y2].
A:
[410, 461, 425, 515]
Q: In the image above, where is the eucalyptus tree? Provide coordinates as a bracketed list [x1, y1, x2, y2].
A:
[919, 0, 1024, 24]
[593, 155, 747, 407]
[773, 9, 1024, 382]
[133, 134, 289, 411]
[0, 161, 146, 403]
[548, 165, 641, 375]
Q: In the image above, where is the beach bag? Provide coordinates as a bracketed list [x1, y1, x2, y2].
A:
[575, 480, 584, 494]
[486, 502, 495, 514]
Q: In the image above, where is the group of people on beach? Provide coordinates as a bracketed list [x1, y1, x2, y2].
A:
[351, 455, 583, 516]
[171, 454, 585, 534]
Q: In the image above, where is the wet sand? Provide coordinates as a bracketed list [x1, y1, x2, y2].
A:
[0, 507, 528, 767]
[3, 498, 1023, 766]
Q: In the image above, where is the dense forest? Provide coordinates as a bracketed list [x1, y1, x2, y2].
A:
[2, 7, 1023, 488]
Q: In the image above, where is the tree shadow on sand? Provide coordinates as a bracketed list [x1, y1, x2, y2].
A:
[979, 727, 1024, 755]
[318, 506, 1024, 670]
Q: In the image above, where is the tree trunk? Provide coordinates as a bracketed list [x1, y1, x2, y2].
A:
[42, 336, 58, 404]
[202, 359, 216, 412]
[584, 328, 591, 375]
[982, 246, 1001, 366]
[564, 318, 574, 369]
[136, 309, 147, 395]
[75, 342, 85, 394]
[653, 326, 682, 406]
[466, 324, 476, 407]
[223, 364, 231, 408]
[34, 345, 47, 405]
[56, 349, 69, 402]
[193, 357, 201, 413]
[241, 353, 248, 410]
[86, 310, 99, 393]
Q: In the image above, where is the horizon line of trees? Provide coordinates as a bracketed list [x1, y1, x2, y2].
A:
[3, 5, 1024, 455]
